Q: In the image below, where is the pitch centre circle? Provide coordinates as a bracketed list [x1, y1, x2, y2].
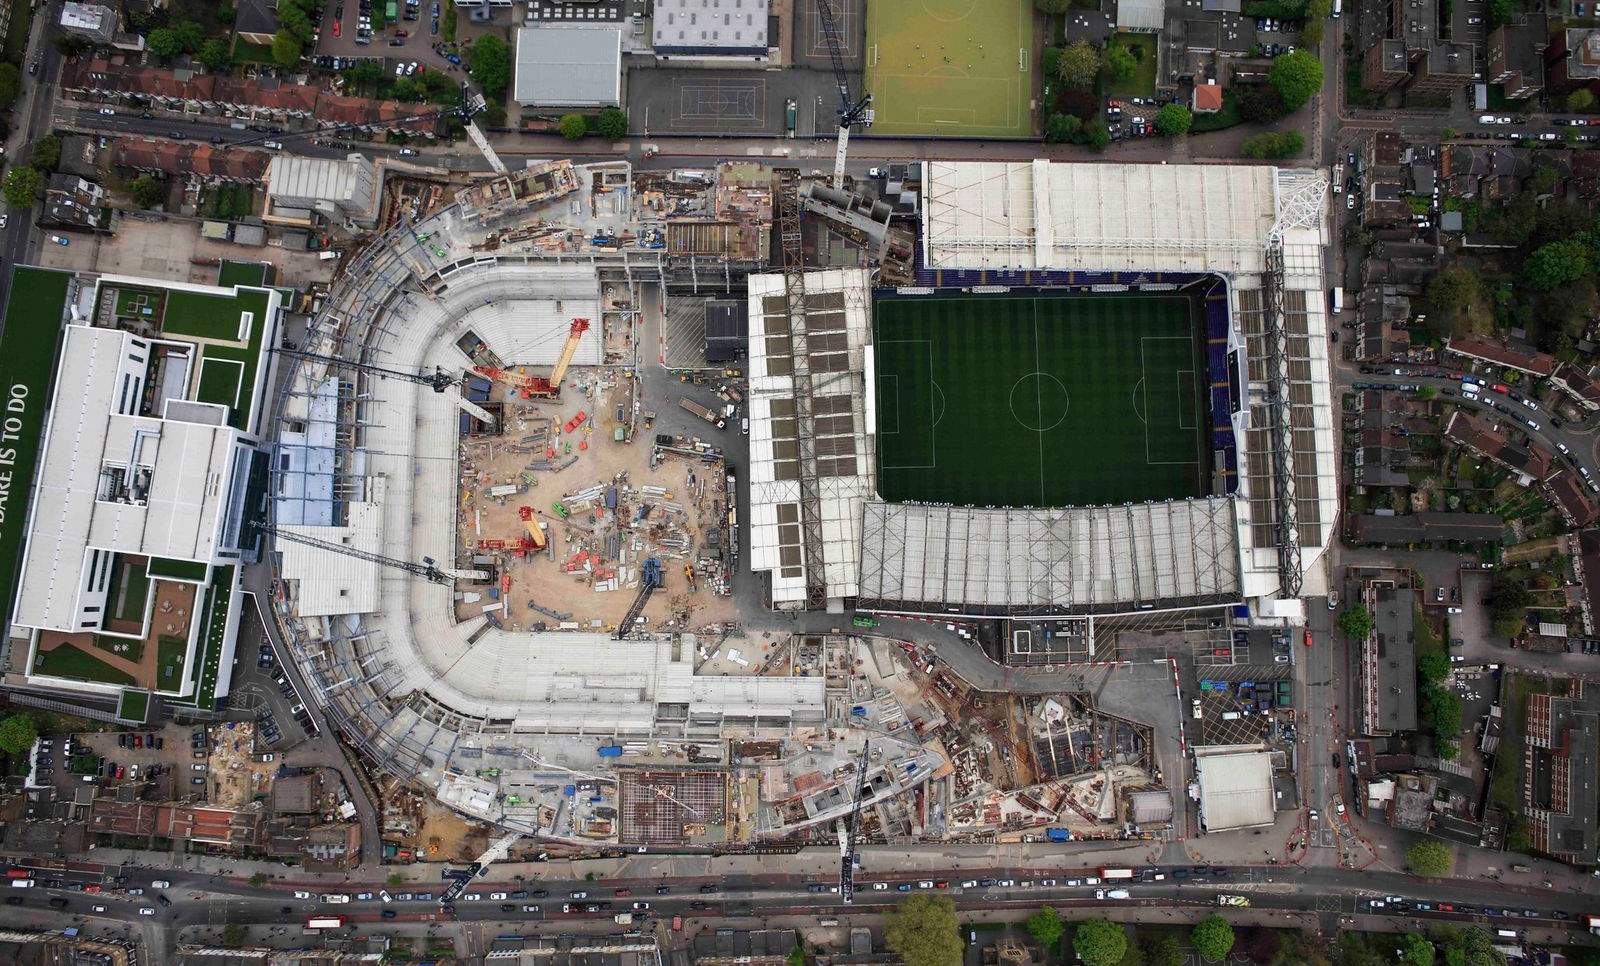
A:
[1009, 372, 1070, 432]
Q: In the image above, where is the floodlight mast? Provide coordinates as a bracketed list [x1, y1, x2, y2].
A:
[815, 0, 872, 189]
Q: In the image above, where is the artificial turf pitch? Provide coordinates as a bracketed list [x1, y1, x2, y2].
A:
[863, 0, 1033, 137]
[873, 293, 1209, 508]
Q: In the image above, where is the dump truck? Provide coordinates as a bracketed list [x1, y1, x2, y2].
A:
[678, 398, 726, 429]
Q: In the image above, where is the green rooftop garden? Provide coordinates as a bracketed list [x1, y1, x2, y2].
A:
[117, 689, 151, 724]
[217, 260, 270, 288]
[105, 556, 151, 624]
[156, 634, 189, 691]
[33, 642, 136, 687]
[147, 556, 209, 583]
[196, 356, 244, 409]
[175, 564, 236, 712]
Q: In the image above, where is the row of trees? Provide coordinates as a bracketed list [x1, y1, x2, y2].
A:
[558, 108, 628, 140]
[272, 0, 324, 67]
[3, 134, 63, 208]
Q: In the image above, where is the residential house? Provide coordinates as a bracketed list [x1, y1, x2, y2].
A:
[1523, 682, 1598, 866]
[234, 0, 279, 45]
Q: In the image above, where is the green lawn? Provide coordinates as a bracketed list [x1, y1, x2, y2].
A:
[156, 634, 189, 691]
[92, 633, 145, 663]
[105, 556, 151, 624]
[34, 643, 136, 687]
[196, 356, 245, 410]
[148, 556, 210, 583]
[117, 689, 151, 724]
[0, 268, 72, 610]
[162, 288, 264, 341]
[865, 0, 1034, 136]
[873, 292, 1208, 507]
[1104, 33, 1157, 98]
[187, 565, 235, 711]
[113, 287, 164, 321]
[217, 260, 270, 288]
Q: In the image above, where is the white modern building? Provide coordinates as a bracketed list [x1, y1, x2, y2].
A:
[1, 267, 283, 720]
[651, 0, 771, 64]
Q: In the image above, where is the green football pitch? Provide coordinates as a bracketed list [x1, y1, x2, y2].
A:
[864, 0, 1033, 137]
[873, 293, 1210, 507]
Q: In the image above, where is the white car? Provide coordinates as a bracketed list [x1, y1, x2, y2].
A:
[379, 890, 392, 902]
[998, 879, 1015, 887]
[395, 63, 406, 76]
[263, 141, 284, 150]
[1540, 132, 1558, 141]
[1336, 803, 1346, 815]
[960, 880, 978, 888]
[463, 893, 482, 901]
[870, 882, 888, 891]
[321, 894, 350, 904]
[1328, 591, 1339, 609]
[398, 147, 418, 156]
[139, 907, 156, 916]
[522, 904, 541, 912]
[917, 880, 935, 889]
[294, 891, 313, 899]
[151, 880, 170, 888]
[0, 214, 8, 229]
[1527, 420, 1540, 431]
[1478, 114, 1495, 124]
[98, 107, 115, 116]
[489, 892, 507, 900]
[1559, 442, 1570, 454]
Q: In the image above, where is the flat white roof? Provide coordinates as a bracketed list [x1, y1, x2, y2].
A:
[1194, 747, 1275, 831]
[15, 326, 237, 632]
[652, 0, 769, 51]
[276, 481, 384, 618]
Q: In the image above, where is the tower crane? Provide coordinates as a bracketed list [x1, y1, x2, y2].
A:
[836, 740, 871, 903]
[472, 318, 591, 400]
[271, 346, 498, 430]
[271, 346, 458, 393]
[257, 524, 486, 583]
[815, 0, 872, 189]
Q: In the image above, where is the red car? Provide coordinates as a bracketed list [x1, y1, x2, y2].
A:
[613, 888, 631, 897]
[115, 765, 124, 780]
[132, 735, 142, 748]
[1492, 383, 1509, 393]
[1303, 629, 1314, 647]
[333, 19, 341, 36]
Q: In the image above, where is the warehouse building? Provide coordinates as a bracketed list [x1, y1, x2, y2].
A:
[651, 0, 771, 63]
[265, 155, 379, 229]
[513, 26, 623, 108]
[1193, 744, 1277, 832]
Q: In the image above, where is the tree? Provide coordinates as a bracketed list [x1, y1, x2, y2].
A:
[55, 34, 94, 56]
[223, 923, 246, 947]
[1154, 103, 1192, 136]
[28, 135, 61, 173]
[1338, 604, 1373, 640]
[1025, 907, 1064, 947]
[0, 712, 38, 755]
[1239, 928, 1281, 965]
[883, 896, 962, 966]
[1421, 264, 1492, 339]
[1399, 935, 1435, 966]
[147, 27, 183, 59]
[1045, 113, 1081, 143]
[1192, 916, 1235, 962]
[469, 33, 512, 100]
[1056, 40, 1101, 89]
[1105, 43, 1135, 82]
[344, 59, 385, 89]
[1417, 651, 1450, 683]
[0, 63, 19, 110]
[129, 175, 165, 209]
[198, 38, 233, 71]
[3, 166, 43, 208]
[1074, 919, 1128, 966]
[1237, 86, 1288, 122]
[1405, 839, 1454, 875]
[595, 106, 628, 139]
[1082, 116, 1110, 149]
[1140, 933, 1184, 966]
[1302, 0, 1331, 45]
[1569, 88, 1596, 112]
[1419, 684, 1462, 742]
[1270, 49, 1324, 111]
[271, 29, 304, 68]
[173, 20, 204, 52]
[1438, 928, 1507, 966]
[247, 872, 268, 887]
[1487, 0, 1516, 26]
[386, 872, 405, 887]
[1241, 130, 1306, 159]
[1484, 571, 1533, 637]
[558, 113, 588, 140]
[1524, 238, 1594, 291]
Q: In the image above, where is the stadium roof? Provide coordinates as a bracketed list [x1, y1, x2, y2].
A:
[921, 160, 1281, 274]
[857, 499, 1242, 616]
[513, 27, 622, 107]
[745, 269, 874, 606]
[1194, 746, 1275, 831]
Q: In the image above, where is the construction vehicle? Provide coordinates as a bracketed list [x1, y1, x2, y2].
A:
[815, 0, 872, 189]
[518, 506, 547, 551]
[615, 558, 664, 640]
[473, 318, 590, 400]
[683, 563, 698, 592]
[678, 398, 726, 429]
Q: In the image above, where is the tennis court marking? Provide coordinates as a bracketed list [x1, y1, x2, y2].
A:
[876, 338, 937, 470]
[676, 80, 765, 122]
[1140, 336, 1201, 467]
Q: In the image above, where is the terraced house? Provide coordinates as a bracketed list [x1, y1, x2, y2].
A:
[0, 263, 285, 725]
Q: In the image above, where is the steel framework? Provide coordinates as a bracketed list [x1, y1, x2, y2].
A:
[776, 170, 830, 608]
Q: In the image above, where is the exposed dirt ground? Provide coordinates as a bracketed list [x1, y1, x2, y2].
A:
[411, 799, 494, 862]
[454, 364, 735, 633]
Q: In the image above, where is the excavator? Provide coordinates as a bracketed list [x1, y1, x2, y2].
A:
[474, 318, 591, 400]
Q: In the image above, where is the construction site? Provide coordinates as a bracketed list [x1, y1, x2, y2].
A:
[450, 312, 738, 635]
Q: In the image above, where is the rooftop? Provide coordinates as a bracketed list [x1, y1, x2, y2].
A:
[1369, 587, 1418, 735]
[652, 0, 769, 52]
[1564, 28, 1600, 80]
[1194, 746, 1275, 831]
[513, 26, 622, 107]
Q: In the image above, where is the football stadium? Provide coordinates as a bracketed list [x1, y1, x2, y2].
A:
[747, 160, 1339, 624]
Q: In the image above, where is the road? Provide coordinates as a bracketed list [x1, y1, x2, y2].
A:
[0, 6, 64, 314]
[10, 857, 1598, 940]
